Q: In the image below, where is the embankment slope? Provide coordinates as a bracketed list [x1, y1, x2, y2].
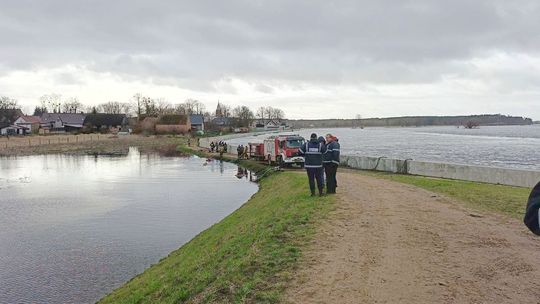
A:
[98, 172, 334, 303]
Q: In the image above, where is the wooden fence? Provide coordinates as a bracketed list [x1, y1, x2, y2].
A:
[0, 134, 108, 149]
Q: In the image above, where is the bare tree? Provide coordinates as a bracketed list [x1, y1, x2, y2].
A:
[256, 106, 266, 123]
[62, 97, 83, 113]
[99, 101, 122, 114]
[133, 93, 143, 118]
[183, 99, 206, 115]
[233, 105, 254, 127]
[156, 98, 174, 115]
[142, 96, 157, 116]
[271, 107, 285, 121]
[98, 101, 133, 114]
[174, 103, 188, 115]
[0, 96, 19, 109]
[40, 94, 62, 113]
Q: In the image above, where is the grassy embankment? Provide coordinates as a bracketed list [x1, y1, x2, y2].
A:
[99, 147, 334, 303]
[360, 171, 531, 219]
[0, 135, 188, 156]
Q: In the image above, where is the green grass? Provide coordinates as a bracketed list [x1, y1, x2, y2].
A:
[359, 171, 530, 219]
[98, 172, 334, 304]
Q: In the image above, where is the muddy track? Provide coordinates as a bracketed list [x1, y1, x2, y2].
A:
[285, 170, 540, 304]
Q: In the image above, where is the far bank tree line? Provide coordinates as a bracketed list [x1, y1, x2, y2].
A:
[1, 93, 286, 130]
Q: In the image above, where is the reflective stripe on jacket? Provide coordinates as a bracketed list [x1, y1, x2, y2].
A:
[323, 141, 340, 165]
[299, 139, 326, 168]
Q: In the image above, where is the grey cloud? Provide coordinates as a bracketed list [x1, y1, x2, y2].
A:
[1, 0, 540, 98]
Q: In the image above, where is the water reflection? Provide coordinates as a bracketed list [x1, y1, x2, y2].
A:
[0, 149, 258, 304]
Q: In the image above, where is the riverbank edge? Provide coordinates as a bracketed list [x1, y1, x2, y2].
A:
[97, 146, 335, 303]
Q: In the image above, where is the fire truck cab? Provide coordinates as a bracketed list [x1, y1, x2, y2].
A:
[263, 134, 305, 167]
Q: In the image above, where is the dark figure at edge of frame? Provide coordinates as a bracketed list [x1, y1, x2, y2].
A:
[524, 181, 540, 235]
[323, 133, 340, 194]
[299, 133, 327, 197]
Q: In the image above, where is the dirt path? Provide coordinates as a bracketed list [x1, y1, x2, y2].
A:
[285, 170, 540, 304]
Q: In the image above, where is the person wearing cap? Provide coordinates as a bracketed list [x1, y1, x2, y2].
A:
[524, 181, 540, 235]
[323, 133, 340, 194]
[299, 133, 327, 196]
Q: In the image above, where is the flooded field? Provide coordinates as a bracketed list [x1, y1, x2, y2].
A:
[228, 125, 540, 170]
[0, 149, 258, 304]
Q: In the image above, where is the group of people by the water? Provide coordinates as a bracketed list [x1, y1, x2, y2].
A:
[298, 133, 340, 197]
[209, 141, 228, 155]
[236, 144, 249, 159]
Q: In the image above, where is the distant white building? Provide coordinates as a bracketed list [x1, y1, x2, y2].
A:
[14, 116, 41, 133]
[251, 119, 281, 130]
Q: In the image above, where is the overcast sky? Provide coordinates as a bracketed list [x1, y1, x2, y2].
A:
[1, 0, 539, 119]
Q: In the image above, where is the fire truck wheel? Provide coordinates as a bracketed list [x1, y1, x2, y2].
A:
[267, 155, 272, 165]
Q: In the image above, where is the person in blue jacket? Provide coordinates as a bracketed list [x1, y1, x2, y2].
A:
[524, 181, 540, 235]
[323, 133, 340, 194]
[299, 133, 327, 196]
[318, 136, 327, 189]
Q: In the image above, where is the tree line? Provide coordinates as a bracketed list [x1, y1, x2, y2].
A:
[1, 94, 286, 127]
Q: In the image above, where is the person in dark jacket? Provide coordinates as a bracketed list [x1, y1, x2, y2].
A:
[299, 133, 327, 196]
[318, 136, 327, 188]
[323, 134, 340, 194]
[524, 181, 540, 235]
[237, 145, 244, 159]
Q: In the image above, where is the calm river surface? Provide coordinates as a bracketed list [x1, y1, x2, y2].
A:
[228, 125, 540, 170]
[0, 149, 258, 304]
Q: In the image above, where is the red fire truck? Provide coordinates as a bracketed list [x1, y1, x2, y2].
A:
[248, 134, 306, 167]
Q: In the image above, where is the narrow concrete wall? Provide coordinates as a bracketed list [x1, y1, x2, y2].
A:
[200, 133, 540, 188]
[342, 155, 540, 188]
[408, 160, 540, 188]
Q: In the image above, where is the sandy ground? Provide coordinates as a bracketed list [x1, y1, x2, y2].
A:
[285, 170, 540, 304]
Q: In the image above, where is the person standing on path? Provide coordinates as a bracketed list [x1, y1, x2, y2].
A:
[318, 136, 327, 189]
[323, 134, 340, 194]
[237, 145, 244, 159]
[524, 181, 540, 235]
[299, 133, 326, 196]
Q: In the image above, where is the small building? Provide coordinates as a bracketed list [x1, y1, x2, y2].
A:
[0, 123, 28, 136]
[251, 119, 281, 130]
[40, 113, 86, 133]
[189, 114, 204, 131]
[14, 115, 41, 134]
[83, 114, 128, 133]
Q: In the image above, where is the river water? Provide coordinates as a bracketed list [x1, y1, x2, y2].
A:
[0, 149, 258, 304]
[227, 125, 540, 170]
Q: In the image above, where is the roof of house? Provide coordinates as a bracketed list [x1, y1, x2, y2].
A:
[17, 115, 41, 124]
[0, 122, 10, 129]
[190, 114, 204, 125]
[83, 114, 127, 126]
[212, 117, 231, 125]
[41, 113, 86, 125]
[157, 114, 188, 125]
